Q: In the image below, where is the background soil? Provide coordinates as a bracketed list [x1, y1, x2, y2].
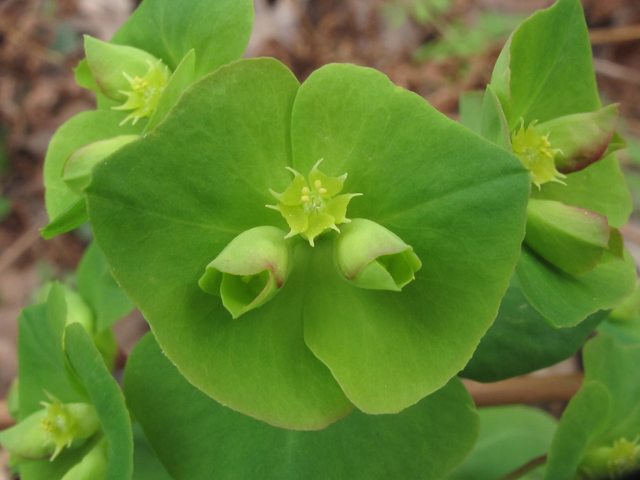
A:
[0, 0, 639, 476]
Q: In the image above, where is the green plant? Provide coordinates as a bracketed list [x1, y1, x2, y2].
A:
[1, 0, 639, 478]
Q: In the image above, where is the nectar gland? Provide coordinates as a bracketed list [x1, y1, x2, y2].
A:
[112, 59, 170, 126]
[266, 159, 361, 246]
[512, 119, 566, 189]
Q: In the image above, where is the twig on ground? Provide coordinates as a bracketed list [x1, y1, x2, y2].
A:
[0, 225, 42, 275]
[462, 373, 583, 406]
[593, 58, 640, 86]
[590, 25, 640, 45]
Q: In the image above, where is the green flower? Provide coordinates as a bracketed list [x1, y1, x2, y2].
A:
[112, 59, 170, 125]
[511, 119, 565, 189]
[266, 159, 361, 246]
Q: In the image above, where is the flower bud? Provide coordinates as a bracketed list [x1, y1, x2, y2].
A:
[199, 226, 292, 319]
[63, 135, 138, 195]
[40, 394, 101, 460]
[534, 104, 622, 174]
[83, 35, 171, 125]
[0, 395, 99, 461]
[61, 438, 107, 480]
[334, 218, 421, 291]
[525, 199, 611, 277]
[0, 409, 54, 461]
[579, 438, 640, 479]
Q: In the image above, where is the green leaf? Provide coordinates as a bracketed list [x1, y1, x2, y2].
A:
[77, 242, 135, 332]
[44, 110, 142, 222]
[582, 334, 640, 446]
[531, 155, 632, 229]
[132, 424, 173, 480]
[517, 245, 636, 327]
[63, 135, 138, 195]
[125, 333, 479, 480]
[506, 0, 600, 129]
[111, 0, 254, 78]
[74, 59, 99, 93]
[17, 300, 85, 420]
[18, 438, 101, 480]
[494, 0, 632, 229]
[144, 49, 196, 133]
[446, 406, 557, 480]
[41, 198, 88, 240]
[544, 333, 640, 479]
[460, 278, 605, 382]
[64, 323, 133, 480]
[87, 58, 354, 430]
[15, 290, 95, 480]
[480, 84, 511, 150]
[458, 90, 484, 134]
[543, 381, 612, 480]
[291, 63, 530, 413]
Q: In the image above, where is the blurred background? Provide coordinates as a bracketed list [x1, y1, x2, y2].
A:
[0, 0, 639, 475]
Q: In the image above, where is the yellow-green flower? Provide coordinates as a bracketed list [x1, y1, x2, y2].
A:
[266, 159, 361, 246]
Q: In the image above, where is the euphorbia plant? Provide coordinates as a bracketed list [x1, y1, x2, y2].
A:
[41, 0, 254, 238]
[471, 0, 635, 328]
[84, 57, 531, 429]
[2, 0, 639, 478]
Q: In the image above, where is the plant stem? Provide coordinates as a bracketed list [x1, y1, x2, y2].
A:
[497, 454, 547, 480]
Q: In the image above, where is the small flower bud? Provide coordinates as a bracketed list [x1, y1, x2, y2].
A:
[0, 409, 54, 461]
[40, 394, 101, 460]
[526, 199, 611, 277]
[63, 135, 138, 195]
[334, 218, 422, 291]
[0, 395, 99, 462]
[83, 35, 171, 125]
[199, 226, 293, 319]
[580, 438, 640, 479]
[535, 104, 622, 174]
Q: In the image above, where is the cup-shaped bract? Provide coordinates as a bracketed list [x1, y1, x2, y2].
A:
[199, 226, 292, 319]
[525, 199, 611, 277]
[335, 218, 421, 291]
[85, 58, 530, 429]
[535, 104, 622, 174]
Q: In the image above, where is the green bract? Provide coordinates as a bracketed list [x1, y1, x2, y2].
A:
[544, 333, 640, 480]
[4, 289, 132, 480]
[474, 0, 635, 327]
[125, 333, 479, 480]
[86, 57, 530, 429]
[42, 0, 254, 238]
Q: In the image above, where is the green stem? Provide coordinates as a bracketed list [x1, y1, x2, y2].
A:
[497, 454, 547, 480]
